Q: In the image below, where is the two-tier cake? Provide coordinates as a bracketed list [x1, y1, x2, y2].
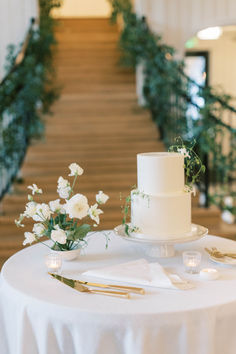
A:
[130, 152, 192, 240]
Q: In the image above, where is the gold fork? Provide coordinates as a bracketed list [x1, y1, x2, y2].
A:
[205, 248, 236, 259]
[76, 279, 145, 295]
[74, 282, 131, 299]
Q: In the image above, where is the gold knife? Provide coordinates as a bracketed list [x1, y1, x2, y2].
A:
[49, 273, 131, 299]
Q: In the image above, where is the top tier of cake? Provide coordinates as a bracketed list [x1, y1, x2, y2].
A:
[137, 152, 184, 195]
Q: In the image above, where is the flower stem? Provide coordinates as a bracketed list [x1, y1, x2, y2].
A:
[68, 173, 78, 198]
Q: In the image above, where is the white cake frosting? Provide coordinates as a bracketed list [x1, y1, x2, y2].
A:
[131, 152, 192, 240]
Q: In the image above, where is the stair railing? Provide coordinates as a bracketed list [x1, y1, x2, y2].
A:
[109, 0, 236, 217]
[0, 0, 60, 203]
[0, 20, 35, 201]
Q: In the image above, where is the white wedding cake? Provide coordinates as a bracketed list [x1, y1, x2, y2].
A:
[130, 152, 192, 240]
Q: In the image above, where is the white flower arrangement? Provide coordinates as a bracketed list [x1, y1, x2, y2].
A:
[15, 163, 109, 251]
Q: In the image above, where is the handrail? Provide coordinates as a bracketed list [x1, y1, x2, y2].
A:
[180, 70, 236, 117]
[0, 20, 34, 202]
[173, 81, 236, 133]
[0, 0, 60, 202]
[0, 18, 35, 87]
[109, 0, 236, 216]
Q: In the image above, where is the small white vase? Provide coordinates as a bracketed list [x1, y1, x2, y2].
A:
[51, 248, 81, 261]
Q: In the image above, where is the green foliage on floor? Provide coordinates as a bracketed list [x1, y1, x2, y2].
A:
[109, 0, 236, 221]
[0, 0, 61, 199]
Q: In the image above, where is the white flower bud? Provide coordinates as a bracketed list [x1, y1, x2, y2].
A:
[68, 163, 83, 176]
[96, 191, 109, 204]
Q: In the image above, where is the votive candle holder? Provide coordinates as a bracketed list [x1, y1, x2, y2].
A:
[45, 253, 62, 274]
[182, 251, 201, 274]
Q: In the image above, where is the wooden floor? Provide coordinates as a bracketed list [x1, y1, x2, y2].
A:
[0, 19, 235, 269]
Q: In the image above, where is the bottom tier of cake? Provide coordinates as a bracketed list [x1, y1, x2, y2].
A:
[131, 191, 191, 240]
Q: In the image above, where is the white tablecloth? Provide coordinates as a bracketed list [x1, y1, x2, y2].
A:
[1, 232, 236, 354]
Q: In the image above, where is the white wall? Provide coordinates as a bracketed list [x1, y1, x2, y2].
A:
[135, 0, 236, 102]
[0, 0, 38, 80]
[53, 0, 111, 18]
[135, 0, 236, 56]
[188, 31, 236, 100]
[187, 30, 236, 129]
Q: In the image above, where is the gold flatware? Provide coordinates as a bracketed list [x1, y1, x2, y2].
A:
[49, 273, 131, 299]
[74, 283, 131, 299]
[78, 280, 145, 295]
[205, 248, 236, 259]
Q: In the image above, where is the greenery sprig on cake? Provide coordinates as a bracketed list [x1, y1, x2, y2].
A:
[120, 186, 143, 236]
[168, 138, 205, 191]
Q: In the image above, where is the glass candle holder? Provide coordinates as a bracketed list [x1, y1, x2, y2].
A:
[182, 251, 201, 274]
[45, 253, 62, 274]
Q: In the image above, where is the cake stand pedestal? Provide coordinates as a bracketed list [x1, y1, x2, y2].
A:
[114, 224, 208, 258]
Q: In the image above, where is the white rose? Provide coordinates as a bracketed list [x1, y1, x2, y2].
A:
[24, 202, 37, 218]
[65, 193, 89, 219]
[88, 203, 103, 224]
[96, 191, 109, 204]
[68, 163, 83, 176]
[33, 223, 45, 237]
[224, 196, 234, 208]
[49, 199, 66, 213]
[221, 210, 235, 224]
[23, 232, 36, 246]
[33, 203, 52, 222]
[27, 184, 42, 195]
[57, 186, 71, 199]
[51, 227, 67, 245]
[57, 176, 70, 189]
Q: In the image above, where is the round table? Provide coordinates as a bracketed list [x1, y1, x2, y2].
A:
[1, 232, 236, 354]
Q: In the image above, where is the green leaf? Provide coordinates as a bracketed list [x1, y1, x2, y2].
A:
[73, 224, 91, 240]
[51, 243, 62, 251]
[55, 215, 60, 224]
[65, 231, 75, 241]
[124, 223, 129, 236]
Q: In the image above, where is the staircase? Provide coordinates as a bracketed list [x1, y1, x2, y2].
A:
[0, 19, 234, 269]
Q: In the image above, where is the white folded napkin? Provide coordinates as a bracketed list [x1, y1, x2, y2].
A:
[83, 259, 193, 290]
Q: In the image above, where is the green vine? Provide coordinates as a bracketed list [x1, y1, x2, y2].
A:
[0, 0, 61, 200]
[120, 187, 146, 235]
[169, 137, 206, 189]
[109, 0, 236, 221]
[121, 194, 131, 235]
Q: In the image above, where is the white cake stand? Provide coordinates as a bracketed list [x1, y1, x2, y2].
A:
[114, 223, 208, 258]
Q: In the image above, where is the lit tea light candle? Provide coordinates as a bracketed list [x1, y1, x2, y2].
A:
[200, 268, 219, 280]
[182, 251, 201, 274]
[45, 254, 62, 274]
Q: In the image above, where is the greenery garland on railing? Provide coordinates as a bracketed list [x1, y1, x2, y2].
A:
[0, 0, 61, 201]
[109, 0, 236, 223]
